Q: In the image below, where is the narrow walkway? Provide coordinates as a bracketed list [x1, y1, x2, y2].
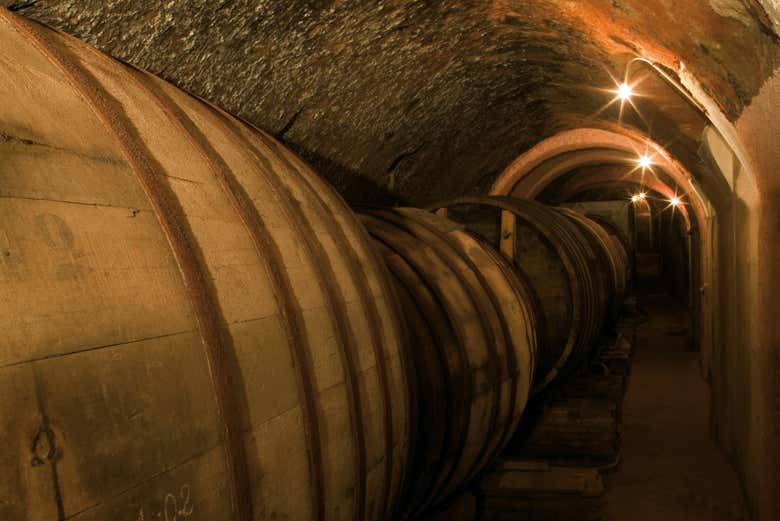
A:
[603, 294, 748, 521]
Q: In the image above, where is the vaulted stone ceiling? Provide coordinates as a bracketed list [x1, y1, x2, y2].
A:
[8, 0, 780, 204]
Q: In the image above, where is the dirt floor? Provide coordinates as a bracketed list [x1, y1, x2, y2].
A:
[602, 292, 749, 521]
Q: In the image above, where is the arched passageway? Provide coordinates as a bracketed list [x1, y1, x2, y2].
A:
[489, 125, 749, 519]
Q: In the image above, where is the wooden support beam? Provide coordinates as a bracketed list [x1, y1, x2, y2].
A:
[500, 209, 516, 259]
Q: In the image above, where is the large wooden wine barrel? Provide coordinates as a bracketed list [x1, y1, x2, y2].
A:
[586, 214, 632, 260]
[556, 208, 629, 318]
[357, 207, 538, 518]
[0, 12, 411, 521]
[586, 213, 633, 287]
[431, 197, 611, 393]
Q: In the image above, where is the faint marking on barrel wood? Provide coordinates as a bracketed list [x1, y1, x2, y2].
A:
[0, 13, 252, 521]
[135, 484, 194, 521]
[30, 367, 65, 521]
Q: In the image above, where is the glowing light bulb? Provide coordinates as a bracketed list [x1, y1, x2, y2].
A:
[639, 192, 647, 199]
[631, 195, 640, 203]
[638, 154, 652, 169]
[617, 82, 633, 101]
[670, 196, 681, 207]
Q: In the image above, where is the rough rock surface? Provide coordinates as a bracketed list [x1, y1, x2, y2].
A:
[6, 0, 779, 204]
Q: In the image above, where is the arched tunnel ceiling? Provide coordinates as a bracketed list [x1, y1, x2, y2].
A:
[7, 0, 780, 205]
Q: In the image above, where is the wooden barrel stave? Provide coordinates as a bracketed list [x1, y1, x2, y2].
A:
[582, 214, 632, 297]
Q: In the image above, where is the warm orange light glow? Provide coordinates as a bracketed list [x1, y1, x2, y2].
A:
[638, 154, 652, 169]
[639, 192, 647, 199]
[631, 194, 640, 203]
[670, 196, 681, 207]
[617, 82, 633, 101]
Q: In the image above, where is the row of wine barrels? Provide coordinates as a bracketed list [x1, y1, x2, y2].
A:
[0, 11, 627, 521]
[430, 196, 618, 393]
[356, 207, 538, 519]
[0, 12, 411, 521]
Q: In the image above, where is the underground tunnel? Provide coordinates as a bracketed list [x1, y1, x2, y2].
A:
[0, 1, 778, 521]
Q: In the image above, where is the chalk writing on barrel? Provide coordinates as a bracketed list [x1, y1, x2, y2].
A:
[136, 484, 194, 521]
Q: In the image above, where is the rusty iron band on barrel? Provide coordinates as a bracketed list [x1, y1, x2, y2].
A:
[257, 128, 415, 521]
[222, 121, 370, 521]
[213, 109, 376, 521]
[229, 118, 413, 515]
[255, 134, 396, 521]
[124, 68, 332, 521]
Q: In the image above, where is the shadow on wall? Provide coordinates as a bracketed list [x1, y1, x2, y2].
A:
[283, 139, 504, 207]
[283, 140, 413, 206]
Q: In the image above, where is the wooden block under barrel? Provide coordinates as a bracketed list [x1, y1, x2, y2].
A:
[600, 341, 632, 376]
[418, 490, 478, 521]
[552, 373, 626, 401]
[514, 398, 621, 465]
[480, 461, 604, 521]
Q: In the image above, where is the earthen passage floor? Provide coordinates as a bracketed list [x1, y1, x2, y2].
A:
[603, 294, 748, 521]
